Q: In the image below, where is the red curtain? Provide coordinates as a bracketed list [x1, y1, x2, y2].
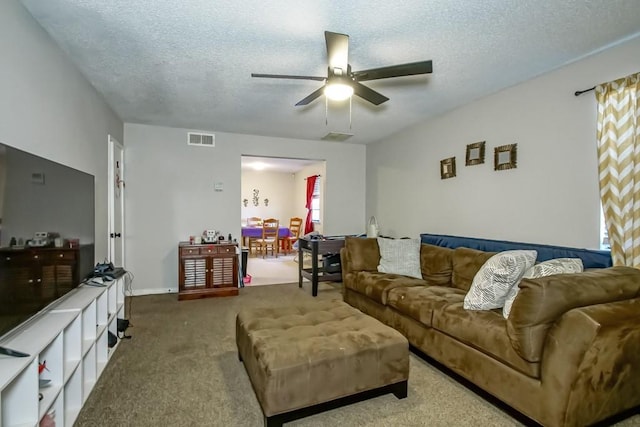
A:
[304, 175, 317, 234]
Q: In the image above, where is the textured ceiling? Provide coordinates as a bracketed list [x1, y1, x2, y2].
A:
[19, 0, 640, 145]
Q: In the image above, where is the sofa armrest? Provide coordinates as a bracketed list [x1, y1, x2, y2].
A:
[507, 266, 640, 362]
[539, 298, 640, 427]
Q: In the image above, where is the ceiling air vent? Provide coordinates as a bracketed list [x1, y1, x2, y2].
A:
[321, 132, 353, 142]
[187, 132, 215, 147]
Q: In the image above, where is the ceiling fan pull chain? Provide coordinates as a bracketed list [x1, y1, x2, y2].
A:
[349, 96, 352, 130]
[325, 96, 328, 125]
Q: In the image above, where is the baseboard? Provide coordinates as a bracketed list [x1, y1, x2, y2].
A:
[127, 288, 178, 296]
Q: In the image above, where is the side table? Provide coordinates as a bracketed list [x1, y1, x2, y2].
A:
[298, 237, 345, 296]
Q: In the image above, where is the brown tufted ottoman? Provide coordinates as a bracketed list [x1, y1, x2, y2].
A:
[236, 300, 409, 427]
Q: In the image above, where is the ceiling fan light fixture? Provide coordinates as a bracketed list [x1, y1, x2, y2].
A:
[324, 80, 353, 101]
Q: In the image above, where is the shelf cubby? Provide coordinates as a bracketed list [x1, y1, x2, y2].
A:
[0, 275, 125, 427]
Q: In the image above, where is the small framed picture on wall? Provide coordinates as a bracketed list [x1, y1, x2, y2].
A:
[440, 157, 456, 179]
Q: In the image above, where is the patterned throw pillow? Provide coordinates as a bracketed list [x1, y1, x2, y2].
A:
[463, 250, 537, 310]
[502, 258, 583, 318]
[377, 238, 422, 279]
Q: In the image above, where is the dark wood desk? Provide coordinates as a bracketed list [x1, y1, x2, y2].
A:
[298, 237, 345, 296]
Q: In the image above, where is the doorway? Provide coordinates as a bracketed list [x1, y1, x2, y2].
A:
[108, 135, 125, 267]
[240, 155, 325, 285]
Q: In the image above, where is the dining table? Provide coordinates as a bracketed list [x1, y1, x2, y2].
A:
[241, 226, 290, 251]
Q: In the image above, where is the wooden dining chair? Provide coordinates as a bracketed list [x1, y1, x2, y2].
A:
[253, 218, 279, 258]
[247, 217, 262, 227]
[281, 217, 303, 255]
[245, 217, 262, 254]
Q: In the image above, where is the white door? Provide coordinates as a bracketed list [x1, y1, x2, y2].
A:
[108, 135, 125, 267]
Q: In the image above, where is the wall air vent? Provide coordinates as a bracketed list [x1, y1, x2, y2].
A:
[187, 132, 215, 147]
[321, 132, 353, 142]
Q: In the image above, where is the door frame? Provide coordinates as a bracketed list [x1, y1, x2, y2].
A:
[108, 135, 125, 267]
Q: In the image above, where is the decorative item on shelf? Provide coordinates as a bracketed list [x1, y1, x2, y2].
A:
[252, 189, 260, 206]
[242, 198, 248, 207]
[264, 198, 269, 206]
[38, 360, 49, 375]
[494, 143, 517, 171]
[203, 230, 219, 243]
[440, 157, 456, 179]
[367, 216, 379, 238]
[466, 141, 486, 166]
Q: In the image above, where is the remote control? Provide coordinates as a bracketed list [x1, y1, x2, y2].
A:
[0, 346, 30, 357]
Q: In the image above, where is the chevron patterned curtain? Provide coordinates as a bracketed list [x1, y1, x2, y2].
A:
[596, 72, 640, 267]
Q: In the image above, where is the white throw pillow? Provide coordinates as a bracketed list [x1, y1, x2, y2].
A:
[377, 238, 422, 279]
[463, 250, 537, 310]
[502, 258, 583, 318]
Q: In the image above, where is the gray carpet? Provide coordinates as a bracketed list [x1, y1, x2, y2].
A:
[75, 282, 640, 426]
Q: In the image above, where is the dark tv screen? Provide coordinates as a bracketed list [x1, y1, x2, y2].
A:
[0, 142, 95, 341]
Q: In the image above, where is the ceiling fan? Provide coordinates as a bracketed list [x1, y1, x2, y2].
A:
[251, 31, 433, 106]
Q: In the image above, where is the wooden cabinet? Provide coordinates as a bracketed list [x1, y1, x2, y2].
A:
[178, 242, 239, 300]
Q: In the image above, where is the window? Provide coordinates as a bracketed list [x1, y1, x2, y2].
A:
[600, 205, 610, 250]
[311, 178, 320, 223]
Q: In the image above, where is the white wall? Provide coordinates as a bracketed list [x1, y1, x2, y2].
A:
[367, 35, 640, 249]
[0, 0, 123, 262]
[123, 123, 365, 294]
[241, 170, 296, 222]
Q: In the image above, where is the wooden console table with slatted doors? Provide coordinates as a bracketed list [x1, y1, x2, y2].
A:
[178, 242, 239, 300]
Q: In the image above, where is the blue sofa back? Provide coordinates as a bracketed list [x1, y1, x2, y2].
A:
[420, 233, 612, 269]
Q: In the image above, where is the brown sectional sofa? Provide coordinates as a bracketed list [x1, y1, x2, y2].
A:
[340, 236, 640, 427]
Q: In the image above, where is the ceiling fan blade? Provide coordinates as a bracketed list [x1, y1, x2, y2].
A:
[325, 31, 349, 71]
[353, 60, 433, 81]
[352, 82, 389, 105]
[295, 86, 325, 106]
[251, 73, 325, 81]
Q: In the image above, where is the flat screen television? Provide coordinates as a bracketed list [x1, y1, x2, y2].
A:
[0, 142, 95, 354]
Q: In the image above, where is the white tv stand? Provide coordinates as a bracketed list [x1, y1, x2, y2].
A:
[0, 275, 125, 426]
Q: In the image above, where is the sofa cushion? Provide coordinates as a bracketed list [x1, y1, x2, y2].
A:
[377, 238, 422, 279]
[507, 266, 640, 362]
[503, 258, 583, 318]
[344, 271, 426, 305]
[432, 302, 540, 378]
[451, 247, 496, 291]
[387, 285, 465, 327]
[344, 236, 380, 272]
[421, 233, 612, 268]
[420, 244, 454, 286]
[463, 250, 537, 310]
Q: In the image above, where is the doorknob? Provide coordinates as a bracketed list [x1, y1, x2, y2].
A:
[110, 233, 122, 238]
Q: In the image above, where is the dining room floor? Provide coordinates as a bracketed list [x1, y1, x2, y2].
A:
[245, 253, 300, 286]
